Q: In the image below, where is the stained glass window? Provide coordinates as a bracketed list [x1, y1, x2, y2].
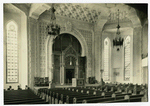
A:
[104, 38, 110, 81]
[6, 21, 18, 83]
[124, 36, 131, 81]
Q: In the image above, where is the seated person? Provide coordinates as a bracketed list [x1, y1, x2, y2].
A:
[7, 86, 12, 90]
[25, 85, 29, 90]
[18, 85, 22, 90]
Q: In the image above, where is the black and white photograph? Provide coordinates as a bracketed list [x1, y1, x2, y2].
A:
[2, 1, 149, 105]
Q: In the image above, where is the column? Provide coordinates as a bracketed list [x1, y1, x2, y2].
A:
[60, 54, 65, 85]
[94, 27, 102, 82]
[28, 17, 38, 89]
[93, 11, 109, 82]
[76, 60, 79, 78]
[133, 27, 142, 84]
[48, 53, 54, 88]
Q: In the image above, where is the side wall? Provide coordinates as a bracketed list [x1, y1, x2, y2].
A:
[4, 11, 28, 90]
[102, 25, 133, 84]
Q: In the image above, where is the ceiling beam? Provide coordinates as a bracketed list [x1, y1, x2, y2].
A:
[29, 3, 51, 19]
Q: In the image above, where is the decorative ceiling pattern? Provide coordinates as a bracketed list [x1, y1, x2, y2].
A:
[107, 10, 130, 23]
[5, 3, 147, 24]
[49, 3, 101, 23]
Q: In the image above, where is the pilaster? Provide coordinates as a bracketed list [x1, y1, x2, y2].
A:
[28, 17, 38, 89]
[93, 11, 109, 82]
[133, 26, 142, 84]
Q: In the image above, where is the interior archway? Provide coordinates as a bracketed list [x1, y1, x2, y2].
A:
[52, 33, 82, 85]
[45, 29, 89, 85]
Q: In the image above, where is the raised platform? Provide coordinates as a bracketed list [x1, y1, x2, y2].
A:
[85, 83, 100, 86]
[34, 83, 102, 90]
[34, 86, 49, 90]
[55, 84, 73, 88]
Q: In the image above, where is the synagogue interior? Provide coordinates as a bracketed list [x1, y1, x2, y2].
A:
[3, 3, 148, 104]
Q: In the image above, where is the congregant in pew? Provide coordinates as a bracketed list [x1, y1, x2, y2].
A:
[7, 86, 12, 90]
[18, 85, 22, 90]
[25, 85, 29, 90]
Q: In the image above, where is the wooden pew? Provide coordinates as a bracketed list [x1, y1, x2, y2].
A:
[4, 89, 48, 105]
[60, 91, 89, 103]
[73, 95, 110, 103]
[82, 96, 125, 103]
[36, 83, 147, 104]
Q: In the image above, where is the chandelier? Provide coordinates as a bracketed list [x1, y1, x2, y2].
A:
[47, 4, 60, 36]
[113, 9, 124, 51]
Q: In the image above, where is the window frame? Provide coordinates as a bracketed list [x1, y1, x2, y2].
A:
[124, 36, 131, 81]
[6, 20, 19, 83]
[103, 37, 111, 81]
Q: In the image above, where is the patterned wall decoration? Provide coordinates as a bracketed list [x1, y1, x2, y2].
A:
[107, 10, 130, 23]
[77, 29, 92, 77]
[28, 18, 38, 88]
[39, 21, 48, 77]
[48, 3, 101, 23]
[35, 22, 40, 77]
[38, 20, 92, 81]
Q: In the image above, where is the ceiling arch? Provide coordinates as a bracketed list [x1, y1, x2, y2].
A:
[6, 3, 146, 28]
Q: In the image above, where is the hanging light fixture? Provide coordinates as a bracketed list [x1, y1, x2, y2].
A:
[113, 9, 124, 51]
[47, 4, 60, 36]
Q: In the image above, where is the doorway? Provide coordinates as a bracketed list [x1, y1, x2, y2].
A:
[65, 69, 75, 84]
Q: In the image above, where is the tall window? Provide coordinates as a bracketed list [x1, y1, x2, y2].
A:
[124, 36, 131, 81]
[6, 21, 18, 83]
[104, 38, 111, 81]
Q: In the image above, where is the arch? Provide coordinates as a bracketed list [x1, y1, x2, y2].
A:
[125, 5, 142, 28]
[59, 30, 88, 57]
[103, 37, 111, 81]
[6, 20, 18, 31]
[45, 29, 88, 82]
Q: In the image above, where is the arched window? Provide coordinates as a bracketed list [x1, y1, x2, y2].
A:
[6, 21, 18, 83]
[124, 36, 131, 81]
[104, 38, 111, 81]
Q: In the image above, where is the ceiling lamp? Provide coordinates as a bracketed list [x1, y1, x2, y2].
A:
[113, 9, 124, 51]
[47, 4, 60, 36]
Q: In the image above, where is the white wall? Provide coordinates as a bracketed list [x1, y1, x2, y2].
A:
[20, 13, 28, 89]
[102, 25, 134, 84]
[4, 10, 28, 90]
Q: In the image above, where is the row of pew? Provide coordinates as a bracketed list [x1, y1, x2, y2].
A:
[4, 89, 49, 104]
[34, 83, 148, 104]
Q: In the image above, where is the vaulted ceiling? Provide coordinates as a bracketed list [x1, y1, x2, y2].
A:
[4, 3, 147, 24]
[53, 3, 101, 23]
